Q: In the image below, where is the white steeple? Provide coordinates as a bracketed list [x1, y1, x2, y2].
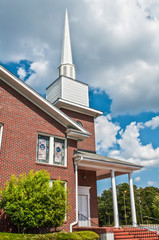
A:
[58, 9, 76, 79]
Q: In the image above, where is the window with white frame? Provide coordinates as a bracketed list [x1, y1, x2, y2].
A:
[0, 124, 3, 150]
[37, 134, 67, 166]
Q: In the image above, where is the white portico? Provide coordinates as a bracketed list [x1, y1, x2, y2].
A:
[74, 150, 142, 228]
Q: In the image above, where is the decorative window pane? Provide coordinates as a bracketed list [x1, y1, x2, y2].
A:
[54, 138, 65, 165]
[37, 135, 49, 163]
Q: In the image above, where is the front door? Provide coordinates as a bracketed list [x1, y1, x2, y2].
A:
[78, 186, 91, 227]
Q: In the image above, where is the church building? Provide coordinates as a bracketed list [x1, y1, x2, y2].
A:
[0, 10, 142, 232]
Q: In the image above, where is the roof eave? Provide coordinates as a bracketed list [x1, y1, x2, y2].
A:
[0, 65, 90, 140]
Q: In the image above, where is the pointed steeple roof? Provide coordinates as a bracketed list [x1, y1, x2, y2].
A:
[61, 9, 73, 64]
[58, 9, 76, 79]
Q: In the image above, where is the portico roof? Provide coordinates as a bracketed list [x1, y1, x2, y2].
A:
[74, 150, 142, 180]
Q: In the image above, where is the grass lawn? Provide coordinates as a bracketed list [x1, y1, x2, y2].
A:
[0, 231, 99, 240]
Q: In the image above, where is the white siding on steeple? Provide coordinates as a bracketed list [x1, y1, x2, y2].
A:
[62, 77, 89, 106]
[46, 79, 61, 104]
[46, 76, 89, 107]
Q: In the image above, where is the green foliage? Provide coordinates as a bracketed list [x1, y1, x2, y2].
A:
[0, 170, 67, 232]
[0, 231, 99, 240]
[98, 183, 159, 226]
[98, 189, 113, 226]
[152, 194, 159, 219]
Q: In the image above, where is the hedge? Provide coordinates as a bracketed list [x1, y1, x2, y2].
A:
[0, 231, 99, 240]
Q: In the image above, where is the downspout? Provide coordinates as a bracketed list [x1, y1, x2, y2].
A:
[70, 163, 78, 232]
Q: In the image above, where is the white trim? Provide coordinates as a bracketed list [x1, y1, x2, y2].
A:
[0, 65, 90, 139]
[54, 98, 103, 117]
[74, 156, 141, 170]
[70, 164, 78, 232]
[78, 186, 91, 227]
[0, 124, 3, 150]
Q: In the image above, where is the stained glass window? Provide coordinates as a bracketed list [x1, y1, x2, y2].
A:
[54, 138, 65, 165]
[37, 135, 49, 163]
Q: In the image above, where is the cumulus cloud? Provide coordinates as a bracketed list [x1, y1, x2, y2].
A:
[145, 116, 159, 129]
[95, 115, 120, 152]
[135, 177, 141, 182]
[147, 181, 155, 186]
[25, 61, 53, 93]
[17, 67, 26, 80]
[95, 116, 159, 167]
[1, 0, 159, 115]
[110, 121, 159, 167]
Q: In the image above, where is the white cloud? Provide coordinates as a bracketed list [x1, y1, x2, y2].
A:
[111, 121, 159, 167]
[25, 61, 52, 93]
[96, 116, 159, 168]
[145, 116, 159, 129]
[135, 177, 141, 182]
[17, 67, 26, 80]
[1, 1, 159, 114]
[95, 115, 120, 152]
[147, 181, 155, 186]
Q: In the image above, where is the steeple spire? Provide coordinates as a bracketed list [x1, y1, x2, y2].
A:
[58, 9, 76, 79]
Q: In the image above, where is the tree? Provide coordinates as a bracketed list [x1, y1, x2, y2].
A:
[0, 170, 67, 233]
[98, 189, 113, 226]
[98, 183, 159, 227]
[152, 194, 159, 219]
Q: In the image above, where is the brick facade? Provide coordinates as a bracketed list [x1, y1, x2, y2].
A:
[60, 108, 96, 152]
[0, 79, 99, 232]
[0, 80, 77, 231]
[78, 169, 98, 226]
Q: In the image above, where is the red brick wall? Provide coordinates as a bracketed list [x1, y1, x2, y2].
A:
[78, 169, 98, 226]
[0, 80, 77, 231]
[60, 108, 96, 152]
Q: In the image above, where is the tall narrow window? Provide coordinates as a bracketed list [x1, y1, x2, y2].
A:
[37, 135, 49, 163]
[54, 138, 65, 165]
[0, 124, 3, 150]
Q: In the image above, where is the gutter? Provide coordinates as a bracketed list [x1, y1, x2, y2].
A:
[70, 163, 78, 232]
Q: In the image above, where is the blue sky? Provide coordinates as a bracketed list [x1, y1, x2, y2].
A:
[0, 0, 159, 195]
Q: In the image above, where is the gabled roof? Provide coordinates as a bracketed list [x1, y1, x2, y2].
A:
[74, 150, 142, 180]
[0, 65, 90, 140]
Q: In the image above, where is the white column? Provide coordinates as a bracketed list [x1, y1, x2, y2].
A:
[111, 170, 119, 227]
[129, 172, 137, 227]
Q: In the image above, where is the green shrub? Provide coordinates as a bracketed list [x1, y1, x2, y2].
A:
[0, 231, 99, 240]
[0, 170, 67, 233]
[75, 231, 99, 240]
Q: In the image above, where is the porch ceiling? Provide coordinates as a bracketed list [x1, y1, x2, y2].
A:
[74, 150, 142, 180]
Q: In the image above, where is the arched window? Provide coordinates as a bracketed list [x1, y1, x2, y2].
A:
[76, 121, 83, 127]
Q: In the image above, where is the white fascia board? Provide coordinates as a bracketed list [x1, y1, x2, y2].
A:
[0, 65, 89, 138]
[74, 155, 142, 171]
[66, 128, 91, 141]
[54, 98, 103, 117]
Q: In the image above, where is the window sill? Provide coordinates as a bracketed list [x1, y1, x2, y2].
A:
[36, 162, 67, 168]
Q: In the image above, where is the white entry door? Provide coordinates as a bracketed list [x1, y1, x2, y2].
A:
[78, 186, 91, 227]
